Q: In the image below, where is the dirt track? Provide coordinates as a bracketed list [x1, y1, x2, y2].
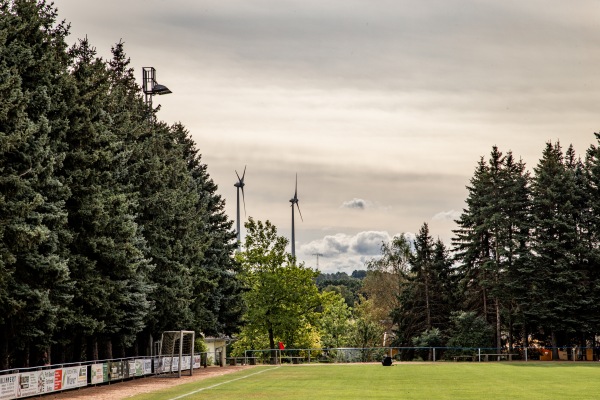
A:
[42, 365, 252, 400]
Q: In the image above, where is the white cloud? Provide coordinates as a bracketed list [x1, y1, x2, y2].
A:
[299, 230, 415, 273]
[432, 210, 462, 221]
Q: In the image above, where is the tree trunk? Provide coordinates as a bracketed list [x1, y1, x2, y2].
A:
[495, 297, 502, 355]
[22, 345, 30, 368]
[482, 287, 488, 322]
[88, 336, 99, 361]
[508, 314, 514, 353]
[101, 337, 113, 360]
[551, 330, 559, 361]
[0, 325, 8, 370]
[268, 327, 276, 364]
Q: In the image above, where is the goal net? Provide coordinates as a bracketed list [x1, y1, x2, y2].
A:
[155, 330, 195, 377]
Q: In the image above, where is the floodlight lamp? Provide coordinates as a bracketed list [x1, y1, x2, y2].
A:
[152, 83, 172, 95]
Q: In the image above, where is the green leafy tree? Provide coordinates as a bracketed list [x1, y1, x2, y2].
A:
[347, 299, 385, 361]
[412, 328, 444, 360]
[236, 218, 321, 360]
[318, 291, 353, 348]
[363, 235, 411, 336]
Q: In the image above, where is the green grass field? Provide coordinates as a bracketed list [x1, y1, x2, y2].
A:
[130, 362, 600, 400]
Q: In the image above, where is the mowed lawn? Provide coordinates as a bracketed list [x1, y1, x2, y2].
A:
[130, 362, 600, 400]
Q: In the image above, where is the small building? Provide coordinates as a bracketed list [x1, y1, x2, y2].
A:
[203, 336, 228, 366]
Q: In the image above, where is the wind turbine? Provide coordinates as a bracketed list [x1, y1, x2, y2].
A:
[290, 174, 303, 259]
[234, 166, 246, 250]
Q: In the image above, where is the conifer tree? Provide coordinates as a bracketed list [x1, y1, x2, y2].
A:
[171, 123, 245, 337]
[133, 121, 197, 338]
[453, 146, 531, 351]
[61, 37, 152, 360]
[584, 134, 600, 338]
[525, 142, 582, 358]
[0, 0, 72, 368]
[104, 41, 154, 357]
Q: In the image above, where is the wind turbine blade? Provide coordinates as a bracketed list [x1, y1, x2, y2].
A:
[294, 173, 298, 198]
[235, 170, 241, 182]
[296, 203, 303, 222]
[241, 165, 246, 182]
[241, 186, 247, 216]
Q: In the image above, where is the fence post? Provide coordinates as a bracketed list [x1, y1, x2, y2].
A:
[478, 348, 481, 362]
[525, 347, 528, 362]
[433, 348, 436, 362]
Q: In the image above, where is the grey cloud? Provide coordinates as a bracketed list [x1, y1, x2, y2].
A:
[350, 231, 390, 255]
[300, 230, 392, 259]
[152, 0, 599, 95]
[299, 231, 416, 273]
[341, 198, 367, 210]
[301, 233, 351, 257]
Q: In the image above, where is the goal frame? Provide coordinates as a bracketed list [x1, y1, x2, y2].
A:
[157, 330, 196, 378]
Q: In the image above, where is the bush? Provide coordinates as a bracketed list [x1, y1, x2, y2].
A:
[445, 311, 493, 359]
[412, 328, 444, 360]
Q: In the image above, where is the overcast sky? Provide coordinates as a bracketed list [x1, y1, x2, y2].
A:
[53, 0, 599, 273]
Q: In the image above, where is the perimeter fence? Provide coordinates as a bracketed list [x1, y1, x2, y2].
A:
[235, 345, 600, 365]
[1, 346, 597, 399]
[0, 350, 220, 400]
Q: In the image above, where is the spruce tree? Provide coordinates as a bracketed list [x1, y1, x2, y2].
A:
[0, 0, 72, 368]
[173, 123, 245, 337]
[584, 134, 600, 339]
[104, 41, 154, 357]
[61, 37, 152, 360]
[526, 142, 582, 358]
[453, 146, 531, 352]
[134, 121, 197, 338]
[405, 223, 457, 359]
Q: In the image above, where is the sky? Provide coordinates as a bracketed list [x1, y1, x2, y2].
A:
[53, 0, 599, 273]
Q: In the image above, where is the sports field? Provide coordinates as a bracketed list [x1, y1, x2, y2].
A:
[128, 362, 600, 400]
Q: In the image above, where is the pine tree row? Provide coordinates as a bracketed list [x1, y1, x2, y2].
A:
[392, 138, 600, 360]
[0, 0, 244, 369]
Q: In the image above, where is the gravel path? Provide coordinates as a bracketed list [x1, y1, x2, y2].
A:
[42, 365, 253, 399]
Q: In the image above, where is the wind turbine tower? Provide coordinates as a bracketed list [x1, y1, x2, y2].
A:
[234, 166, 246, 250]
[290, 174, 303, 259]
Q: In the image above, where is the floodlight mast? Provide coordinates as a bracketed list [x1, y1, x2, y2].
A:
[142, 67, 172, 122]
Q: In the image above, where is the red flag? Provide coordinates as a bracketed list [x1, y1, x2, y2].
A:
[278, 341, 285, 350]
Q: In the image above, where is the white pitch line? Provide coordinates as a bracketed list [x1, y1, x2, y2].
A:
[167, 366, 280, 400]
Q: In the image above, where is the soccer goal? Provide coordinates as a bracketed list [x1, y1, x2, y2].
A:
[156, 330, 195, 377]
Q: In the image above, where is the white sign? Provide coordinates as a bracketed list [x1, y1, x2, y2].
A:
[0, 374, 17, 400]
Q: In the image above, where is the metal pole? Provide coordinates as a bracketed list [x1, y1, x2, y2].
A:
[178, 331, 183, 378]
